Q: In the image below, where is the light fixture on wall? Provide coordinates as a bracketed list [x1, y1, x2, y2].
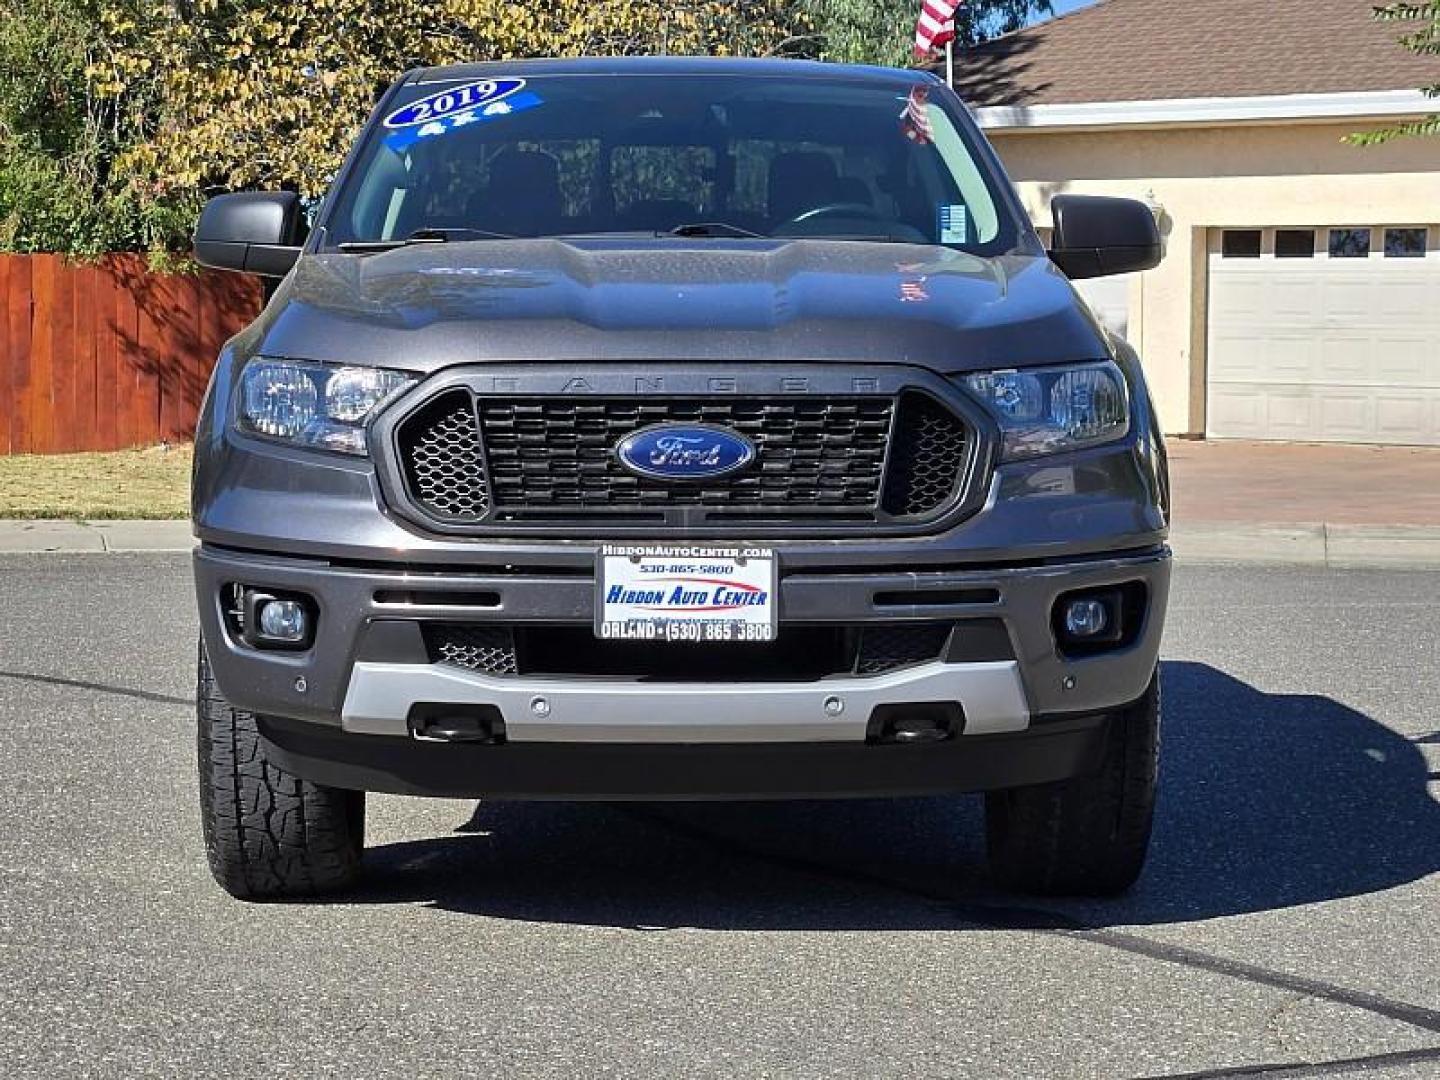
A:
[1142, 188, 1166, 224]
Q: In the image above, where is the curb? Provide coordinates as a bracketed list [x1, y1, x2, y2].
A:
[0, 520, 194, 554]
[1168, 523, 1440, 570]
[1, 519, 1439, 569]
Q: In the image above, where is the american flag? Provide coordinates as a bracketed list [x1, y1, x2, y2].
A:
[914, 0, 960, 59]
[900, 85, 934, 145]
[899, 278, 930, 303]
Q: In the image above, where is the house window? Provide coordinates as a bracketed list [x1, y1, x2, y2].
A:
[1221, 230, 1261, 258]
[1275, 229, 1315, 258]
[1384, 227, 1427, 258]
[1328, 228, 1371, 258]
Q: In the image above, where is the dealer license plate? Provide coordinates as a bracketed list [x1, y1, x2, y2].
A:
[596, 544, 777, 643]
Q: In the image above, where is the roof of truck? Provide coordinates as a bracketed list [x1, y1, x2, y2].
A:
[405, 56, 936, 86]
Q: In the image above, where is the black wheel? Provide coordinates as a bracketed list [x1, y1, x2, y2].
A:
[985, 671, 1159, 896]
[197, 640, 364, 899]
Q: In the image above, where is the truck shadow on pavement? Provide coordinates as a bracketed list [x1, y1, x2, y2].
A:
[354, 661, 1440, 929]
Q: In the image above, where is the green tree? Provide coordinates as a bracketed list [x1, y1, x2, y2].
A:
[95, 0, 808, 207]
[800, 0, 1051, 67]
[1350, 1, 1439, 143]
[0, 0, 190, 253]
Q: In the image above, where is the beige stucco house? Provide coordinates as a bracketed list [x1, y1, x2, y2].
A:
[953, 0, 1440, 444]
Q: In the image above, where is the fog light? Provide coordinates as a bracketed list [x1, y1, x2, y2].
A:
[1064, 598, 1110, 639]
[258, 599, 308, 641]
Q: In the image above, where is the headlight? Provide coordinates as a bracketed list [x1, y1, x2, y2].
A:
[236, 358, 415, 455]
[961, 360, 1130, 461]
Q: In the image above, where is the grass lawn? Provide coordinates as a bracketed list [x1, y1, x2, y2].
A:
[0, 445, 192, 519]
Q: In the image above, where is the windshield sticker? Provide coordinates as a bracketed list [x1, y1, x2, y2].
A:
[384, 78, 527, 128]
[382, 90, 543, 152]
[938, 204, 969, 245]
[900, 86, 934, 145]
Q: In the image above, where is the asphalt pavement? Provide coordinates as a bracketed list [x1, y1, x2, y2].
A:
[0, 554, 1436, 1078]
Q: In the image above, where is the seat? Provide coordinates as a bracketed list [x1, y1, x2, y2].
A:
[469, 149, 565, 237]
[767, 151, 842, 223]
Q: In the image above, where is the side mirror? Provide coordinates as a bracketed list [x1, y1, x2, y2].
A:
[193, 192, 304, 277]
[1048, 195, 1161, 280]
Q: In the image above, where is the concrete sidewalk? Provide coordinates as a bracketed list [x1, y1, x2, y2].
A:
[0, 519, 194, 554]
[1, 440, 1437, 567]
[1166, 439, 1440, 568]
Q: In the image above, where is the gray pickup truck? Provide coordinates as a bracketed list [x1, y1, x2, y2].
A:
[191, 57, 1169, 901]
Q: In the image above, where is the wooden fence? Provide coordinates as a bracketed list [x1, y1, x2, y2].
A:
[0, 254, 262, 455]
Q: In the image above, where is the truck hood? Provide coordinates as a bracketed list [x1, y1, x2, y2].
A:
[250, 238, 1109, 375]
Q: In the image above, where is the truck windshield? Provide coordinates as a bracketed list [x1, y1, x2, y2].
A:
[322, 72, 1023, 254]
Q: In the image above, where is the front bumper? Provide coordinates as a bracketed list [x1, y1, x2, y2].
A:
[195, 544, 1169, 798]
[342, 658, 1030, 741]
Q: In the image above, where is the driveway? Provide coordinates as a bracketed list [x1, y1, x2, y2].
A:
[0, 555, 1436, 1077]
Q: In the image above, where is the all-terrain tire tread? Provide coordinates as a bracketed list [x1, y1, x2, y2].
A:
[985, 673, 1160, 896]
[197, 642, 363, 899]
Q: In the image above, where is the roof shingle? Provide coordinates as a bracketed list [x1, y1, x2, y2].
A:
[951, 0, 1440, 106]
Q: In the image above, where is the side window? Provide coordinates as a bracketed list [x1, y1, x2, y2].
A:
[732, 140, 843, 218]
[1221, 230, 1262, 258]
[513, 140, 599, 220]
[1328, 228, 1372, 258]
[1275, 229, 1315, 258]
[1384, 227, 1427, 258]
[611, 145, 716, 216]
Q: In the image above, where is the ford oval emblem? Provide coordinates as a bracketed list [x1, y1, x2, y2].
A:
[616, 424, 756, 481]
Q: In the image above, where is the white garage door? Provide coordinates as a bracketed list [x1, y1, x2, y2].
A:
[1207, 226, 1440, 445]
[1075, 273, 1132, 341]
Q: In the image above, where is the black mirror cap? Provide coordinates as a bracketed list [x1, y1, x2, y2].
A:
[193, 191, 303, 278]
[1048, 195, 1162, 280]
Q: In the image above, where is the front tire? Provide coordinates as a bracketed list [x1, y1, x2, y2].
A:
[197, 641, 365, 899]
[985, 672, 1159, 896]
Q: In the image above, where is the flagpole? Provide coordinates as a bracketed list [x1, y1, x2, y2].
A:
[945, 39, 954, 87]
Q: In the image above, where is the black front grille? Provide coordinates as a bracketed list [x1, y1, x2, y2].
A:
[392, 387, 972, 531]
[479, 397, 892, 512]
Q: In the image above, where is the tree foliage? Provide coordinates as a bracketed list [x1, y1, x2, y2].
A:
[94, 0, 809, 205]
[1349, 1, 1440, 143]
[4, 0, 1052, 254]
[0, 0, 191, 253]
[800, 0, 1050, 67]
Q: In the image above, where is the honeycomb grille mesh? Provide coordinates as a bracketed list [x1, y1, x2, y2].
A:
[856, 623, 952, 674]
[424, 625, 517, 675]
[881, 393, 970, 518]
[400, 392, 489, 522]
[477, 398, 893, 511]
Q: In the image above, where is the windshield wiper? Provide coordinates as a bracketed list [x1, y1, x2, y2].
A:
[666, 222, 767, 239]
[337, 227, 516, 252]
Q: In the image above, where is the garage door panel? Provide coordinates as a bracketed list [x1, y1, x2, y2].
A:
[1207, 386, 1267, 437]
[1261, 335, 1318, 381]
[1207, 236, 1440, 445]
[1209, 276, 1264, 320]
[1270, 278, 1320, 321]
[1373, 336, 1432, 383]
[1373, 393, 1432, 442]
[1379, 281, 1437, 325]
[1208, 333, 1264, 380]
[1317, 335, 1374, 382]
[1317, 392, 1376, 439]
